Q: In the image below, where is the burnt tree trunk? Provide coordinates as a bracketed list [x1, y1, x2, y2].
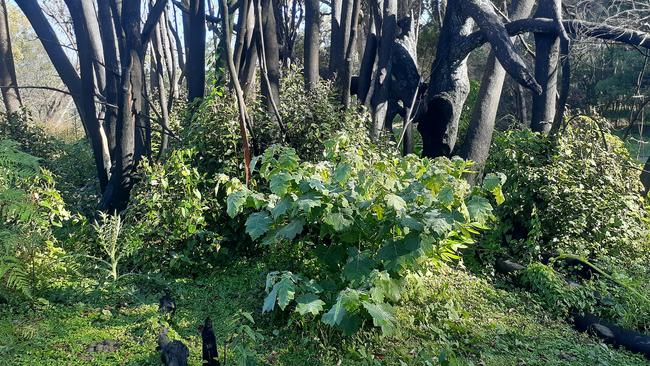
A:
[187, 0, 206, 102]
[339, 0, 361, 106]
[530, 0, 562, 133]
[460, 0, 535, 184]
[66, 0, 111, 190]
[418, 0, 540, 158]
[303, 0, 320, 89]
[370, 0, 397, 139]
[97, 0, 120, 156]
[80, 0, 106, 94]
[357, 7, 378, 105]
[258, 0, 281, 115]
[642, 157, 650, 195]
[0, 0, 22, 114]
[328, 0, 343, 77]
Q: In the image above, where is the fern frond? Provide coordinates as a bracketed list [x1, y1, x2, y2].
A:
[0, 256, 32, 299]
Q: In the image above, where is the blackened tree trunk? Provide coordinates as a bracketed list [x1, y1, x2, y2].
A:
[642, 157, 650, 195]
[328, 0, 342, 77]
[370, 0, 397, 139]
[418, 0, 540, 158]
[16, 0, 116, 192]
[0, 0, 22, 114]
[187, 0, 206, 102]
[258, 0, 281, 114]
[97, 0, 120, 156]
[303, 0, 320, 89]
[65, 0, 111, 190]
[530, 0, 562, 133]
[357, 9, 378, 104]
[79, 0, 106, 94]
[339, 0, 361, 106]
[460, 0, 535, 184]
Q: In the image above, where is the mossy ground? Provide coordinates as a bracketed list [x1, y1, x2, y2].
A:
[1, 259, 647, 366]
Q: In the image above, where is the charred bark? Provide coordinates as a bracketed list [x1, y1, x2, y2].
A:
[0, 0, 22, 114]
[460, 0, 535, 184]
[530, 1, 561, 134]
[304, 0, 320, 89]
[370, 0, 397, 139]
[187, 0, 206, 103]
[418, 0, 540, 158]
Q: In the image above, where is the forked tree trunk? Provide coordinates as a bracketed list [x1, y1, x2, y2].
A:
[418, 0, 540, 158]
[460, 0, 535, 184]
[0, 0, 22, 114]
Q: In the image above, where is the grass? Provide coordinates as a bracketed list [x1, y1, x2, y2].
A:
[1, 259, 648, 366]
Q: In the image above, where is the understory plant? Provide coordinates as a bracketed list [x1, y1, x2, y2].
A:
[225, 133, 505, 335]
[484, 117, 649, 265]
[0, 140, 70, 301]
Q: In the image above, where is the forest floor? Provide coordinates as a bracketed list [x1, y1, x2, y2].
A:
[1, 258, 648, 366]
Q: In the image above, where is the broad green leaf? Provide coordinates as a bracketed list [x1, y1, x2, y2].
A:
[483, 173, 506, 205]
[296, 193, 322, 213]
[227, 190, 248, 218]
[385, 194, 407, 212]
[275, 277, 296, 310]
[322, 297, 347, 326]
[324, 212, 352, 232]
[466, 196, 493, 223]
[333, 163, 352, 183]
[362, 301, 397, 336]
[276, 219, 305, 241]
[343, 251, 375, 282]
[295, 294, 326, 316]
[245, 212, 272, 240]
[377, 233, 421, 262]
[437, 186, 455, 208]
[262, 285, 278, 313]
[424, 210, 453, 235]
[271, 197, 292, 219]
[270, 172, 293, 196]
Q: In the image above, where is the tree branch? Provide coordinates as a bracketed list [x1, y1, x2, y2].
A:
[461, 18, 650, 59]
[142, 0, 168, 47]
[463, 0, 541, 94]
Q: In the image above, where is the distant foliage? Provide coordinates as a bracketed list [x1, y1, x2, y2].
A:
[484, 118, 649, 264]
[225, 133, 504, 335]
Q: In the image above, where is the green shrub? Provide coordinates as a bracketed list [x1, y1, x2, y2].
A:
[225, 133, 505, 335]
[484, 118, 649, 265]
[127, 148, 225, 272]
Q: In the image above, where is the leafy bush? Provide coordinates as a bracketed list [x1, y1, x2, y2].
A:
[483, 118, 649, 265]
[178, 88, 247, 178]
[127, 148, 223, 271]
[226, 134, 504, 335]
